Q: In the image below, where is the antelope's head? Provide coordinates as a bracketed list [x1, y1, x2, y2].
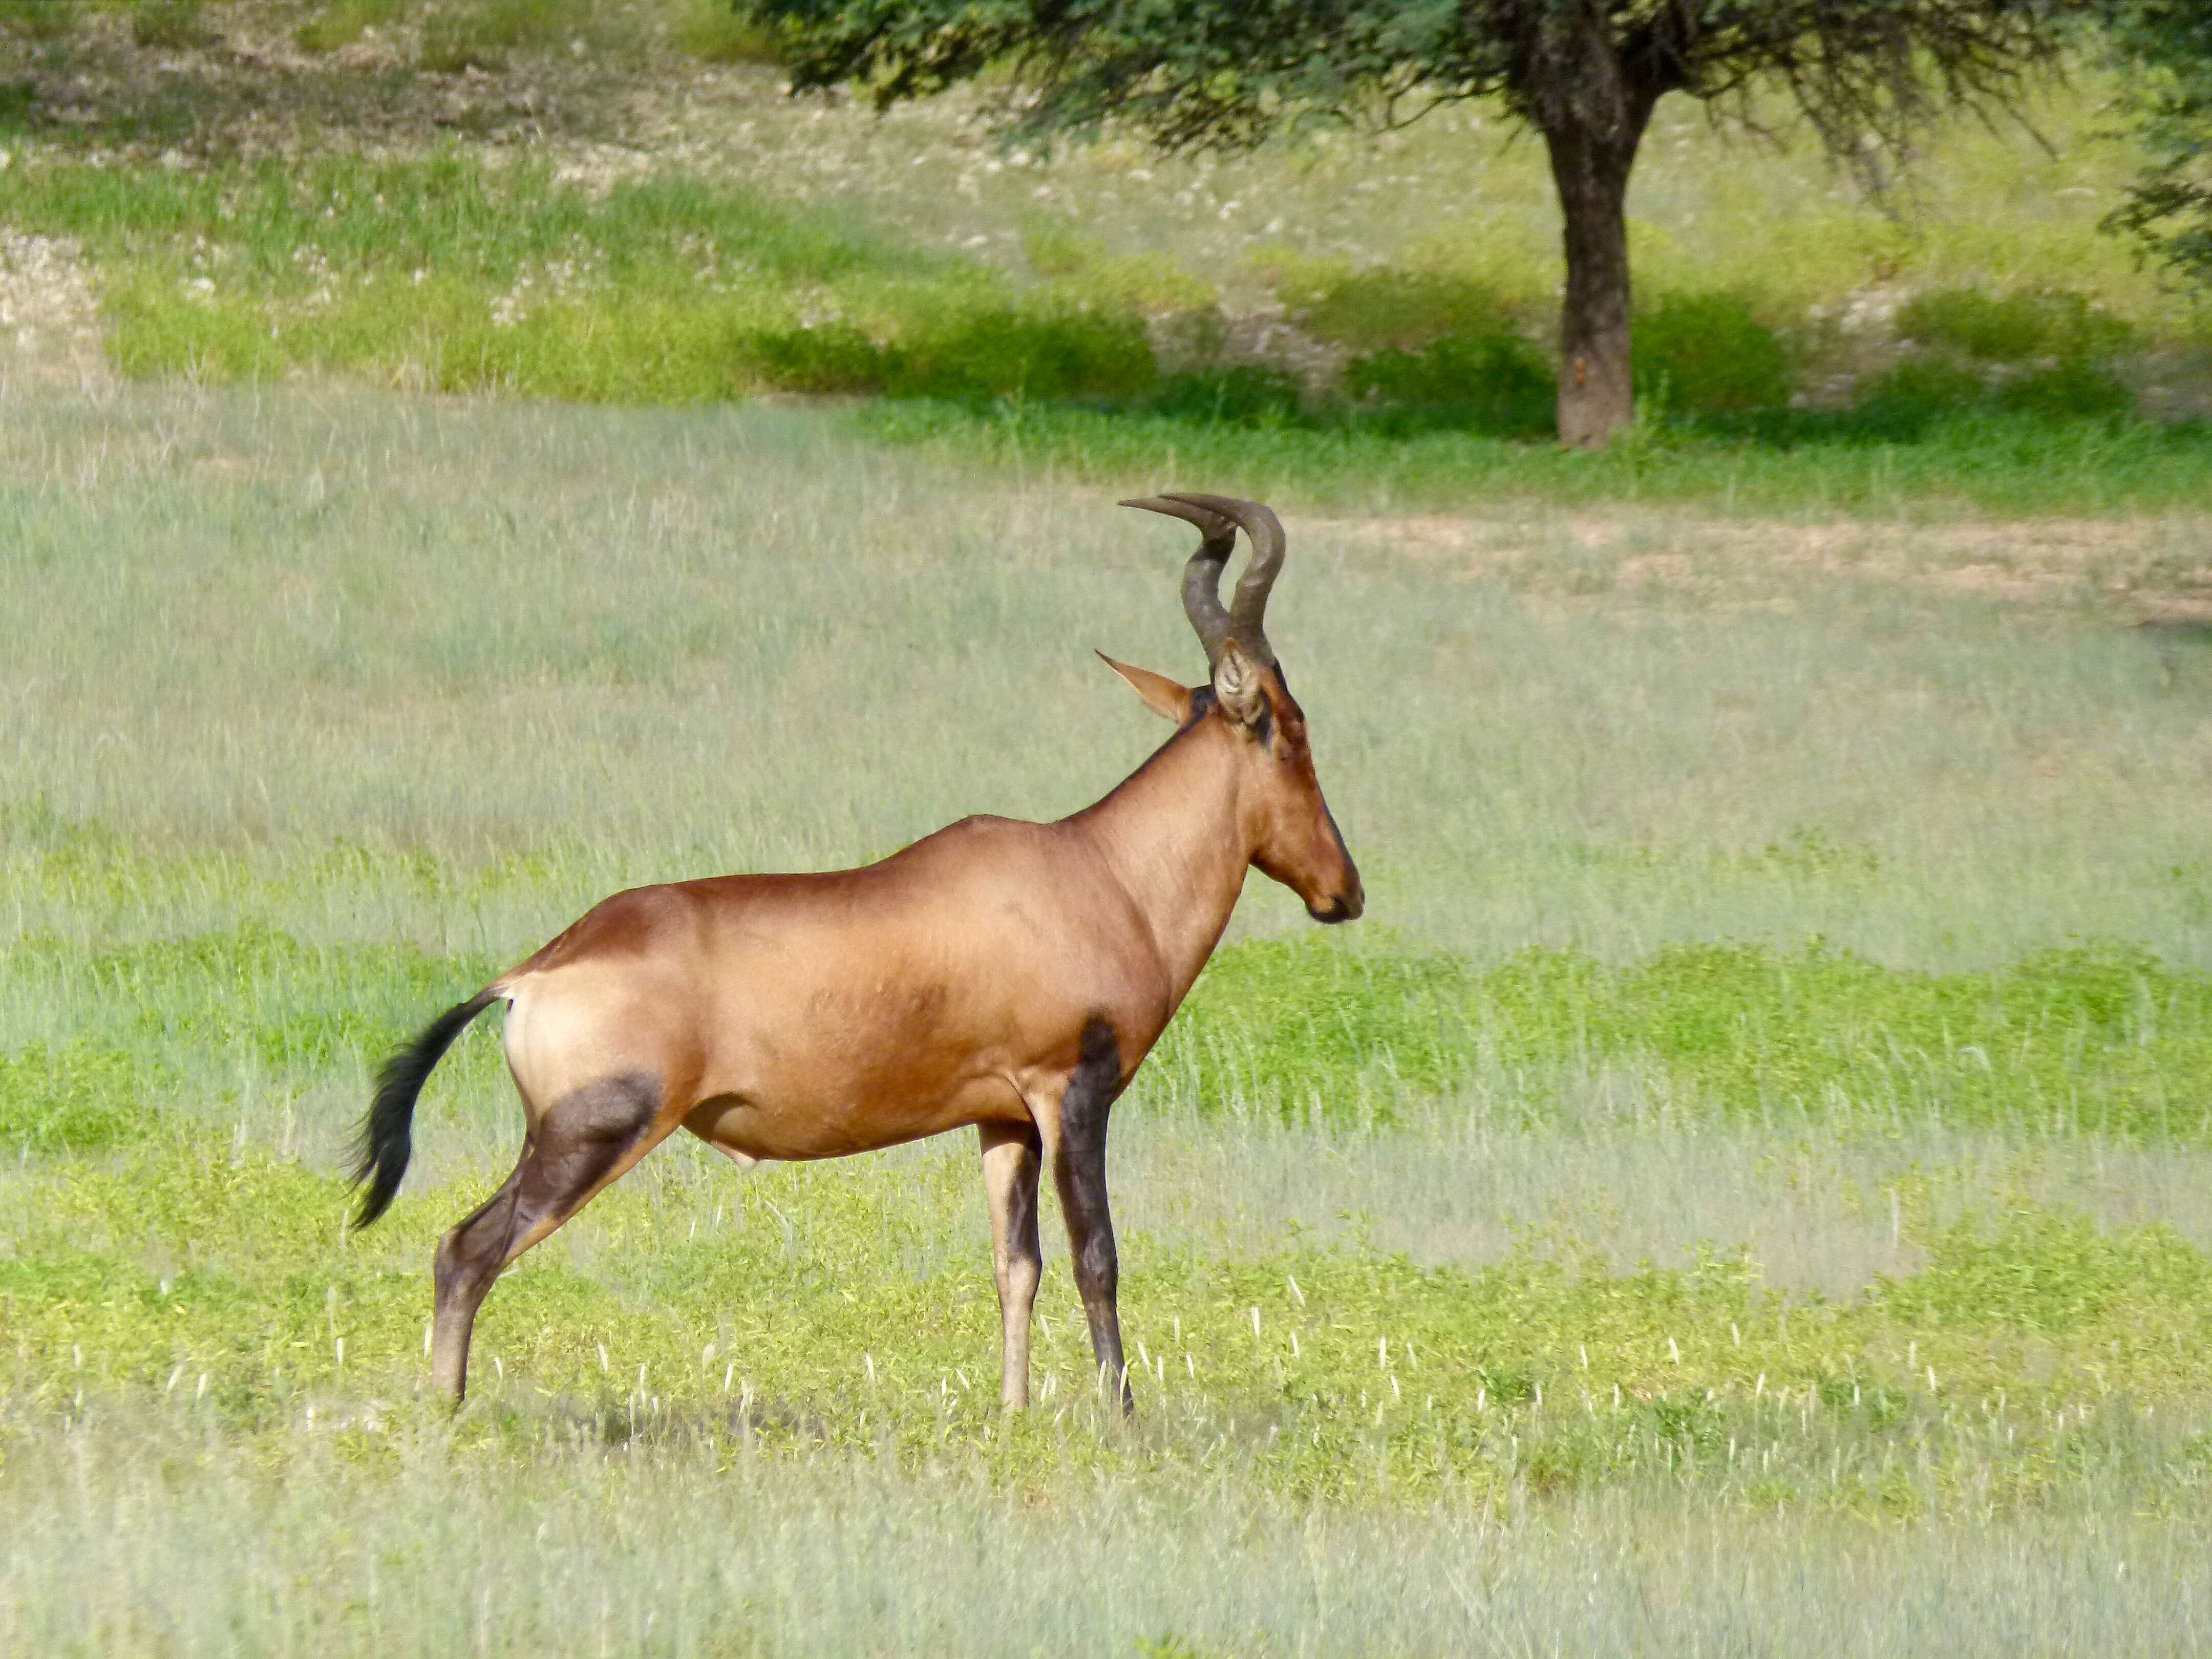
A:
[1107, 494, 1364, 925]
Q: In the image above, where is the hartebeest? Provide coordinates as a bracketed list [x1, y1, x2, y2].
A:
[351, 493, 1360, 1412]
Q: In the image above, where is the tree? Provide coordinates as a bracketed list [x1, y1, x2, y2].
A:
[751, 0, 2075, 446]
[2104, 2, 2212, 284]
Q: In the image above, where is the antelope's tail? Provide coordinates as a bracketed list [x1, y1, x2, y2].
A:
[350, 988, 500, 1229]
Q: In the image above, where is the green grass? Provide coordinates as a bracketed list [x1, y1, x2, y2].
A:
[2, 54, 2208, 512]
[4, 382, 2212, 1651]
[854, 398, 2212, 516]
[0, 153, 1162, 403]
[1164, 934, 2212, 1138]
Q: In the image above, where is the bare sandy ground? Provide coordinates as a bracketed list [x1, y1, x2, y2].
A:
[1311, 508, 2212, 623]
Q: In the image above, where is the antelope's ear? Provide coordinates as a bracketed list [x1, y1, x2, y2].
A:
[1097, 652, 1194, 723]
[1213, 639, 1270, 733]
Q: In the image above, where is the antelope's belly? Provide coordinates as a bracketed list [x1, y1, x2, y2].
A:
[684, 1070, 1027, 1161]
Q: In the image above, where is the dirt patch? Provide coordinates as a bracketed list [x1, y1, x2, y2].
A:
[1313, 507, 2212, 619]
[0, 228, 111, 392]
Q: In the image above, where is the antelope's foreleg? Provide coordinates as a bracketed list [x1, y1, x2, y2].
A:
[978, 1120, 1044, 1409]
[1049, 1019, 1131, 1417]
[432, 1070, 669, 1403]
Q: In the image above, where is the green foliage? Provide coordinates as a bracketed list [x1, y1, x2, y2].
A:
[1025, 224, 1219, 316]
[1147, 364, 1305, 424]
[0, 154, 1102, 402]
[857, 397, 2212, 517]
[1157, 934, 2212, 1138]
[1875, 1205, 2212, 1337]
[294, 0, 406, 53]
[420, 0, 594, 72]
[1633, 292, 1793, 414]
[1896, 287, 2136, 365]
[671, 0, 783, 62]
[2105, 0, 2212, 285]
[1290, 268, 1521, 354]
[126, 0, 209, 49]
[893, 307, 1156, 402]
[756, 0, 2072, 443]
[737, 309, 1157, 401]
[1854, 356, 1994, 430]
[0, 0, 79, 42]
[1860, 289, 2140, 428]
[1343, 330, 1556, 437]
[1994, 355, 2137, 420]
[0, 1042, 152, 1154]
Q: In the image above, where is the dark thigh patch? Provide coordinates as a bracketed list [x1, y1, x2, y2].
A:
[1061, 1017, 1122, 1154]
[526, 1071, 662, 1201]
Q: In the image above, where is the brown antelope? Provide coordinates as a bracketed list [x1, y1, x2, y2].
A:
[350, 493, 1360, 1413]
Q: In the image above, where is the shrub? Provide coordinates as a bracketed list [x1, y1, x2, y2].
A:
[672, 0, 782, 62]
[736, 324, 891, 394]
[1996, 356, 2136, 420]
[889, 309, 1156, 402]
[129, 0, 210, 49]
[0, 1, 78, 41]
[1633, 292, 1793, 414]
[420, 0, 592, 71]
[1343, 328, 1555, 437]
[1295, 269, 1519, 352]
[1149, 364, 1305, 424]
[1895, 286, 2135, 364]
[1025, 225, 1218, 317]
[1853, 356, 1987, 432]
[735, 309, 1157, 402]
[295, 0, 405, 53]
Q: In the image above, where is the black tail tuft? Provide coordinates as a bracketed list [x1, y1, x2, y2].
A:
[350, 990, 497, 1230]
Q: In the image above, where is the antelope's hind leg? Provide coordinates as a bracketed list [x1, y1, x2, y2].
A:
[431, 1070, 671, 1402]
[979, 1121, 1044, 1409]
[1049, 1018, 1132, 1416]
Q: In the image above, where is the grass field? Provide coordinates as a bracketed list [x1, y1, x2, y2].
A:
[6, 5, 2212, 521]
[2, 381, 2211, 1652]
[2, 7, 2211, 1650]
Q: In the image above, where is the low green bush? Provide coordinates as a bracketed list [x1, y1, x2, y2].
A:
[735, 323, 890, 393]
[1996, 355, 2136, 420]
[0, 0, 79, 41]
[1852, 356, 1991, 433]
[1896, 286, 2135, 364]
[294, 0, 405, 53]
[671, 0, 782, 61]
[1342, 329, 1555, 437]
[1147, 363, 1305, 424]
[1633, 292, 1794, 414]
[127, 0, 210, 48]
[420, 0, 593, 72]
[892, 307, 1156, 402]
[1293, 269, 1521, 352]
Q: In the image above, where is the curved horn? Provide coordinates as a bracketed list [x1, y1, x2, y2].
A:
[1120, 495, 1236, 667]
[1162, 493, 1284, 665]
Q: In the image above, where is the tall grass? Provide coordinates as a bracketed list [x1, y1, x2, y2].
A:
[4, 384, 2211, 1649]
[7, 386, 2211, 966]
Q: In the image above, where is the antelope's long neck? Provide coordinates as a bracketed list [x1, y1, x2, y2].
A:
[1070, 719, 1250, 1010]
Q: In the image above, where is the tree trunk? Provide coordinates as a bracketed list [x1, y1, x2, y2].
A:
[1544, 109, 1649, 449]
